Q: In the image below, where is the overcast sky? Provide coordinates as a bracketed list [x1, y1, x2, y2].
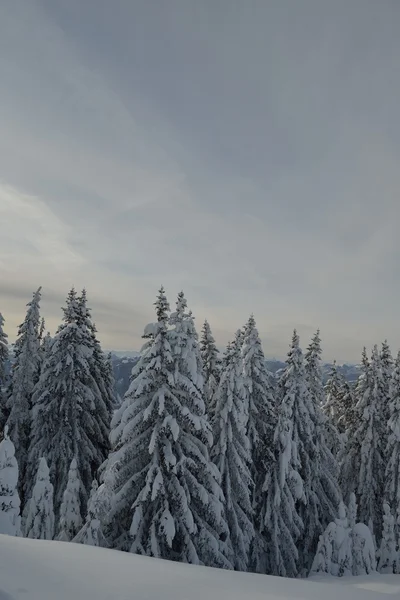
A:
[1, 0, 400, 362]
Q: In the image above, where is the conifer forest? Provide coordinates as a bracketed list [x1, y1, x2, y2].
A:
[1, 285, 400, 578]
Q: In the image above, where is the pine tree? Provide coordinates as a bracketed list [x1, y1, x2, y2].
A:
[261, 331, 305, 578]
[0, 426, 21, 536]
[6, 287, 42, 490]
[27, 289, 107, 517]
[322, 362, 345, 455]
[356, 345, 385, 536]
[304, 331, 341, 572]
[241, 315, 276, 572]
[352, 523, 376, 575]
[212, 330, 254, 571]
[278, 330, 319, 575]
[310, 502, 352, 577]
[384, 351, 400, 528]
[337, 380, 357, 436]
[200, 320, 221, 421]
[76, 290, 113, 464]
[24, 457, 54, 540]
[107, 288, 231, 568]
[339, 348, 369, 502]
[377, 503, 397, 574]
[73, 480, 109, 547]
[311, 497, 376, 577]
[0, 313, 9, 433]
[57, 458, 82, 541]
[381, 340, 393, 424]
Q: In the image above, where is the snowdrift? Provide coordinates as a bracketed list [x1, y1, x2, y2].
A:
[0, 534, 399, 600]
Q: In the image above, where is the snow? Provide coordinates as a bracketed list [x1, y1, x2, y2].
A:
[0, 535, 399, 600]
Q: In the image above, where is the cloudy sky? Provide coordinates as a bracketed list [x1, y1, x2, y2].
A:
[0, 0, 400, 362]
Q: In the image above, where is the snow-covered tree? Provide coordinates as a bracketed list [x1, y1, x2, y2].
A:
[356, 345, 385, 537]
[262, 331, 305, 578]
[303, 331, 341, 572]
[311, 500, 376, 577]
[212, 330, 254, 571]
[380, 340, 393, 424]
[352, 523, 376, 575]
[73, 479, 109, 547]
[0, 427, 21, 536]
[57, 458, 82, 541]
[76, 290, 113, 462]
[24, 457, 54, 540]
[0, 313, 9, 433]
[6, 287, 42, 489]
[241, 316, 276, 572]
[107, 288, 231, 568]
[339, 348, 369, 502]
[377, 503, 397, 574]
[337, 380, 356, 436]
[200, 320, 221, 421]
[27, 289, 107, 516]
[310, 502, 352, 577]
[384, 351, 400, 531]
[322, 362, 345, 455]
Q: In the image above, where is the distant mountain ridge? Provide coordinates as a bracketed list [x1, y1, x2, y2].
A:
[110, 353, 361, 401]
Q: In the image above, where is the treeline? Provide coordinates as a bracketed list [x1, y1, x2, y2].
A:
[0, 286, 399, 578]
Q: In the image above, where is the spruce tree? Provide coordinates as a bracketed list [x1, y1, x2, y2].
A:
[76, 290, 113, 464]
[356, 345, 385, 537]
[277, 330, 319, 575]
[310, 502, 352, 577]
[377, 503, 397, 574]
[241, 315, 276, 572]
[260, 331, 305, 578]
[384, 351, 400, 527]
[339, 348, 369, 502]
[337, 380, 356, 436]
[24, 457, 54, 540]
[27, 289, 107, 517]
[200, 320, 221, 421]
[73, 480, 109, 547]
[6, 287, 41, 490]
[0, 313, 9, 433]
[0, 426, 21, 536]
[107, 288, 231, 568]
[322, 362, 345, 455]
[212, 330, 254, 571]
[57, 458, 82, 541]
[304, 331, 341, 572]
[381, 340, 393, 423]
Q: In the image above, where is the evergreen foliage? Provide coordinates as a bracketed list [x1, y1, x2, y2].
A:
[0, 312, 9, 432]
[6, 287, 42, 490]
[0, 426, 21, 536]
[107, 288, 231, 568]
[356, 345, 385, 537]
[263, 331, 305, 578]
[200, 320, 221, 421]
[241, 315, 276, 572]
[27, 289, 109, 517]
[57, 458, 82, 541]
[24, 457, 54, 540]
[377, 503, 397, 574]
[212, 330, 254, 571]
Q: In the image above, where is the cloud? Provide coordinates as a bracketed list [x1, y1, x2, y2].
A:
[0, 0, 400, 361]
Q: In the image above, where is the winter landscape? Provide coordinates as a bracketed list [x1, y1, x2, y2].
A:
[2, 1, 400, 598]
[0, 285, 400, 600]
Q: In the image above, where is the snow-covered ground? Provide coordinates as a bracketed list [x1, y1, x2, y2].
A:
[0, 535, 399, 600]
